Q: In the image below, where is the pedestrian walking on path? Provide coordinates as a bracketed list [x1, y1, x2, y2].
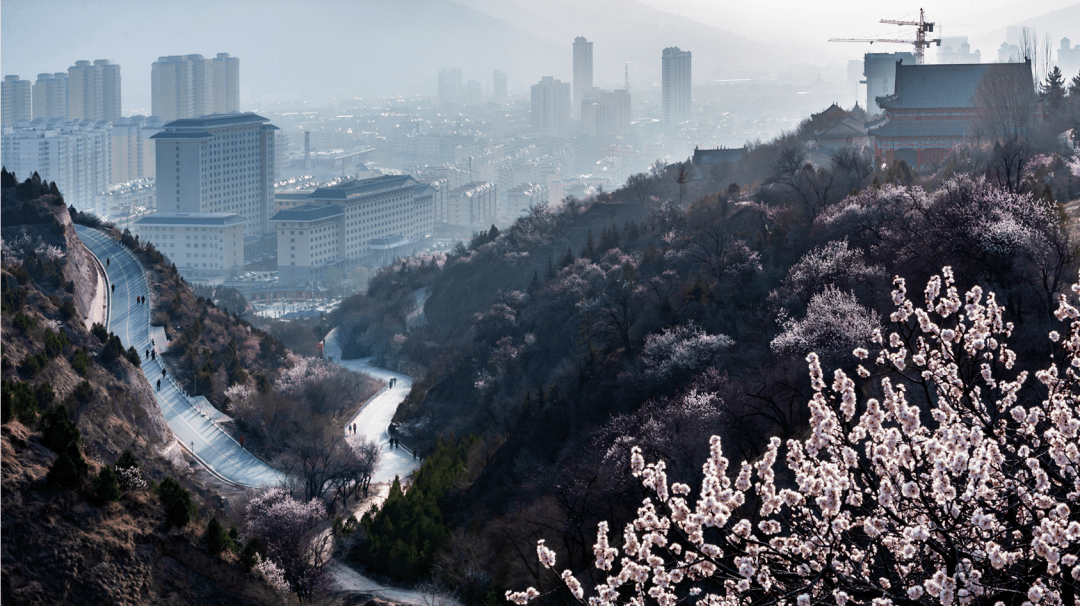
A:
[157, 379, 161, 391]
[106, 258, 110, 267]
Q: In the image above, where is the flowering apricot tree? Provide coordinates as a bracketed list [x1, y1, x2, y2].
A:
[510, 267, 1080, 606]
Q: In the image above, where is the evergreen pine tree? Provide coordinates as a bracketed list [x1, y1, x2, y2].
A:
[48, 442, 89, 488]
[92, 465, 121, 504]
[240, 538, 261, 571]
[581, 230, 596, 260]
[1042, 66, 1066, 111]
[205, 517, 232, 555]
[41, 404, 80, 453]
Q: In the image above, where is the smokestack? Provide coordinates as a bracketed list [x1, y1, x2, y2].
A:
[304, 131, 311, 170]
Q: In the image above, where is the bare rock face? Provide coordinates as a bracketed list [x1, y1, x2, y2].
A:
[56, 208, 101, 323]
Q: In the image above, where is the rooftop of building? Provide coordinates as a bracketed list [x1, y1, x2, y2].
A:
[815, 117, 868, 139]
[156, 112, 277, 131]
[692, 146, 747, 165]
[867, 119, 973, 138]
[270, 204, 345, 222]
[134, 213, 245, 227]
[370, 234, 409, 249]
[876, 60, 1033, 110]
[307, 174, 421, 200]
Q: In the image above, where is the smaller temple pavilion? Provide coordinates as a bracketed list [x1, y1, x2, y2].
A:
[869, 60, 1032, 167]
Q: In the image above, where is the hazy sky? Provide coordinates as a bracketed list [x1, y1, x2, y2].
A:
[2, 0, 1076, 113]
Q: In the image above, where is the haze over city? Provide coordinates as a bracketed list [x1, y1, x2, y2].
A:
[4, 0, 1077, 111]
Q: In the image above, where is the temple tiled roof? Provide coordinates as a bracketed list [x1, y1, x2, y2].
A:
[876, 61, 1033, 110]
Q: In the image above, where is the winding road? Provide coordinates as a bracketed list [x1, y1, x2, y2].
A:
[75, 226, 286, 488]
[77, 227, 443, 602]
[324, 328, 422, 483]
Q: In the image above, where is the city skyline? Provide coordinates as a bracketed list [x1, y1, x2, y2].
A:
[3, 0, 1075, 113]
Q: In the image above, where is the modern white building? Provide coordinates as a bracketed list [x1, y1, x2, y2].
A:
[506, 183, 547, 219]
[270, 174, 435, 283]
[531, 76, 571, 136]
[1, 118, 112, 211]
[211, 53, 240, 115]
[95, 177, 156, 225]
[111, 115, 163, 184]
[67, 60, 121, 123]
[581, 89, 631, 136]
[131, 213, 246, 279]
[2, 75, 32, 125]
[151, 112, 278, 240]
[33, 73, 68, 120]
[446, 181, 497, 227]
[573, 37, 593, 118]
[661, 47, 691, 125]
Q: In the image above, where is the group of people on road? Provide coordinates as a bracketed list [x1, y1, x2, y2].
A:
[135, 295, 146, 305]
[389, 377, 397, 388]
[348, 423, 358, 434]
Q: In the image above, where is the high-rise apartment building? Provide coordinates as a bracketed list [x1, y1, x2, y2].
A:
[111, 115, 164, 184]
[152, 56, 195, 121]
[531, 76, 570, 136]
[152, 54, 240, 122]
[573, 37, 593, 117]
[438, 68, 463, 107]
[151, 112, 278, 238]
[493, 70, 507, 101]
[211, 53, 240, 114]
[2, 76, 32, 125]
[68, 60, 121, 123]
[581, 89, 631, 136]
[33, 73, 68, 119]
[1, 119, 112, 210]
[661, 47, 691, 125]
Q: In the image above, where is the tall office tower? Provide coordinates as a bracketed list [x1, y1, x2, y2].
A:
[438, 68, 463, 108]
[1, 119, 112, 210]
[2, 75, 32, 125]
[111, 115, 164, 184]
[68, 60, 121, 123]
[151, 113, 279, 238]
[530, 76, 571, 136]
[573, 37, 593, 117]
[493, 70, 507, 101]
[661, 47, 691, 125]
[33, 73, 68, 119]
[211, 53, 240, 114]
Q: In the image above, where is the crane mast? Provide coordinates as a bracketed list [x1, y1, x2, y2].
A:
[829, 7, 941, 64]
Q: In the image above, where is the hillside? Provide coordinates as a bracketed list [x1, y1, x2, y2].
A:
[1, 172, 282, 605]
[331, 126, 1080, 596]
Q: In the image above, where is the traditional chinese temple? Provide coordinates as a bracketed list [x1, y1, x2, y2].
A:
[869, 60, 1032, 167]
